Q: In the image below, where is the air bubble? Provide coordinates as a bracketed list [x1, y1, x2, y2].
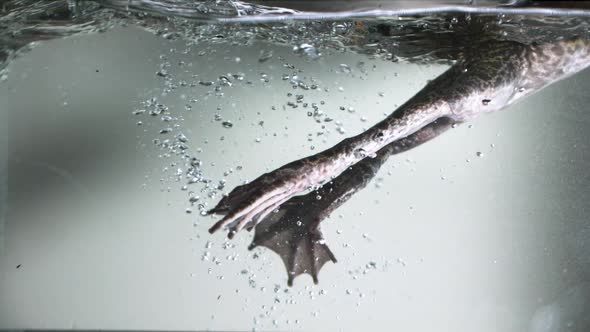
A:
[218, 75, 232, 86]
[339, 64, 351, 73]
[177, 133, 188, 142]
[259, 50, 273, 63]
[354, 148, 368, 158]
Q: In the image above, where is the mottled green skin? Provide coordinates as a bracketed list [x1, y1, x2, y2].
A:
[209, 37, 590, 238]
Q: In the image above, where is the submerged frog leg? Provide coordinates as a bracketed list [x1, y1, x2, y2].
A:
[209, 37, 590, 238]
[209, 71, 454, 236]
[248, 118, 455, 286]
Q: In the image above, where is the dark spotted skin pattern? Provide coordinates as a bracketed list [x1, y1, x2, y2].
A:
[209, 36, 590, 238]
[247, 118, 454, 286]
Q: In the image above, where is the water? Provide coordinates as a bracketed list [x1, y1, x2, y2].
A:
[1, 1, 590, 331]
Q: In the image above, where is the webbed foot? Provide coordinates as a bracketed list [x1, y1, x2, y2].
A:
[248, 198, 337, 286]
